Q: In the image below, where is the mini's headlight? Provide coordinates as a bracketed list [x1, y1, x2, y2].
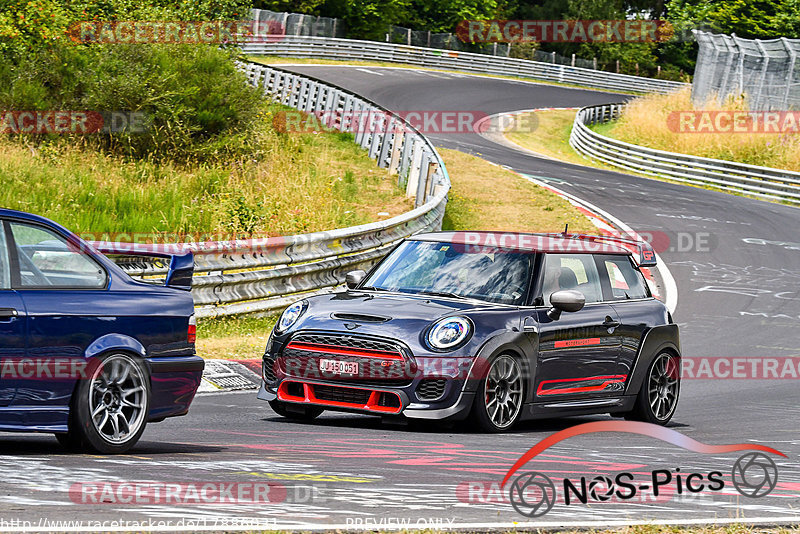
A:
[275, 300, 307, 334]
[427, 316, 472, 350]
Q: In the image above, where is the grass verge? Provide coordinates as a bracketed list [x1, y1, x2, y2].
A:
[504, 107, 795, 205]
[0, 105, 410, 238]
[440, 148, 594, 234]
[198, 148, 596, 360]
[601, 87, 800, 172]
[197, 315, 277, 361]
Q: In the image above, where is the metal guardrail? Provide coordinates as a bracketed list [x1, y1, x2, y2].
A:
[106, 62, 450, 318]
[241, 35, 687, 95]
[569, 103, 800, 204]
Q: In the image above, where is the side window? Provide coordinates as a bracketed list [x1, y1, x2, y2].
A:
[601, 255, 650, 300]
[541, 253, 603, 305]
[8, 222, 107, 289]
[0, 224, 10, 290]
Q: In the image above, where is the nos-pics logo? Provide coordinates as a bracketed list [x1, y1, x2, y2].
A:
[502, 421, 783, 518]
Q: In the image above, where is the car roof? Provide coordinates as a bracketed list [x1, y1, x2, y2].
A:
[409, 231, 632, 255]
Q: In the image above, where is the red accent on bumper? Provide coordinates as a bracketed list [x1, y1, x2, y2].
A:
[537, 374, 628, 396]
[277, 381, 403, 414]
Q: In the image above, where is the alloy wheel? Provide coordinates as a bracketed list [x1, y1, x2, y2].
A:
[647, 353, 679, 421]
[88, 354, 147, 444]
[484, 355, 523, 429]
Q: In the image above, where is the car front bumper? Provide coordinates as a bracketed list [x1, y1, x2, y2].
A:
[259, 354, 478, 421]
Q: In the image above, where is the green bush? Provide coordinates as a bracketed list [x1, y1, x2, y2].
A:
[0, 0, 261, 164]
[0, 43, 266, 163]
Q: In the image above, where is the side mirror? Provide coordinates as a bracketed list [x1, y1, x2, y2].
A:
[345, 269, 367, 289]
[547, 289, 585, 320]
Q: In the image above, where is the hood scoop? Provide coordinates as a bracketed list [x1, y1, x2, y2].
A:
[331, 312, 391, 323]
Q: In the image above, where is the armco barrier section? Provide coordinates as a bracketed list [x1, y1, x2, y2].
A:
[100, 62, 450, 318]
[241, 35, 687, 95]
[569, 103, 800, 204]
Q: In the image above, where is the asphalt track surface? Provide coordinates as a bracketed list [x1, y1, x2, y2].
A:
[2, 66, 799, 531]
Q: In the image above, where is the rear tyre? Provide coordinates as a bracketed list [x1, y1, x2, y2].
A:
[72, 353, 151, 454]
[269, 399, 324, 420]
[468, 354, 524, 432]
[625, 352, 680, 425]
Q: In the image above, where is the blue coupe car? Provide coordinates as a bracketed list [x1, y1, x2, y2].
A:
[0, 208, 203, 453]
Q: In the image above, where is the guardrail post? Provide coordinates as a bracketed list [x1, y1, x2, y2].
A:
[415, 153, 431, 205]
[398, 132, 414, 184]
[406, 138, 423, 199]
[368, 113, 385, 159]
[378, 118, 395, 168]
[388, 131, 404, 174]
[425, 161, 439, 199]
[360, 109, 375, 149]
[353, 102, 368, 144]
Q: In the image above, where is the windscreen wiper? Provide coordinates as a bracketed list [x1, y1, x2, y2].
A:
[417, 290, 465, 299]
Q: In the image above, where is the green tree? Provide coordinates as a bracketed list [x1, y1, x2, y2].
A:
[665, 0, 800, 39]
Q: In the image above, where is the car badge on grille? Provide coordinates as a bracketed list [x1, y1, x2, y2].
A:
[343, 323, 360, 330]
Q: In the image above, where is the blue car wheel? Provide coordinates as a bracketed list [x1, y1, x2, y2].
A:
[68, 352, 152, 454]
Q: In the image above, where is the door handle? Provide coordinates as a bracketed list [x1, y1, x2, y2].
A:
[522, 316, 538, 333]
[602, 316, 620, 328]
[0, 308, 18, 321]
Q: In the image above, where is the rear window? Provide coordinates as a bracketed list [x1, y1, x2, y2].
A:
[9, 221, 107, 289]
[601, 256, 649, 300]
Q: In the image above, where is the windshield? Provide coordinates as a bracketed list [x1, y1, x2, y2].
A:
[362, 240, 534, 305]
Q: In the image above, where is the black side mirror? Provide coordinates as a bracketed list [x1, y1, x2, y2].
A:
[345, 269, 367, 289]
[547, 289, 586, 320]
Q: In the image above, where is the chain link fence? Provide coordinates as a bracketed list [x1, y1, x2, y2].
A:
[252, 8, 601, 66]
[387, 25, 510, 56]
[693, 30, 800, 110]
[253, 8, 344, 38]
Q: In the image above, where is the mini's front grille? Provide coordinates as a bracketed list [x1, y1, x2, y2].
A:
[280, 332, 413, 387]
[314, 385, 371, 405]
[263, 354, 277, 383]
[291, 333, 400, 353]
[416, 379, 447, 401]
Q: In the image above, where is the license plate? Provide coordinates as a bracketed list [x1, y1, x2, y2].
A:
[319, 359, 359, 375]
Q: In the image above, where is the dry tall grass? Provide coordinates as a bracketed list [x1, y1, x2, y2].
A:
[0, 122, 411, 239]
[607, 88, 800, 171]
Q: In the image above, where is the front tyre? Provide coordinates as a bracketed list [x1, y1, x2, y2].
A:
[269, 399, 324, 420]
[71, 353, 151, 454]
[469, 354, 524, 432]
[626, 352, 680, 425]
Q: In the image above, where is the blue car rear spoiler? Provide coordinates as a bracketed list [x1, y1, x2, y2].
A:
[90, 243, 194, 290]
